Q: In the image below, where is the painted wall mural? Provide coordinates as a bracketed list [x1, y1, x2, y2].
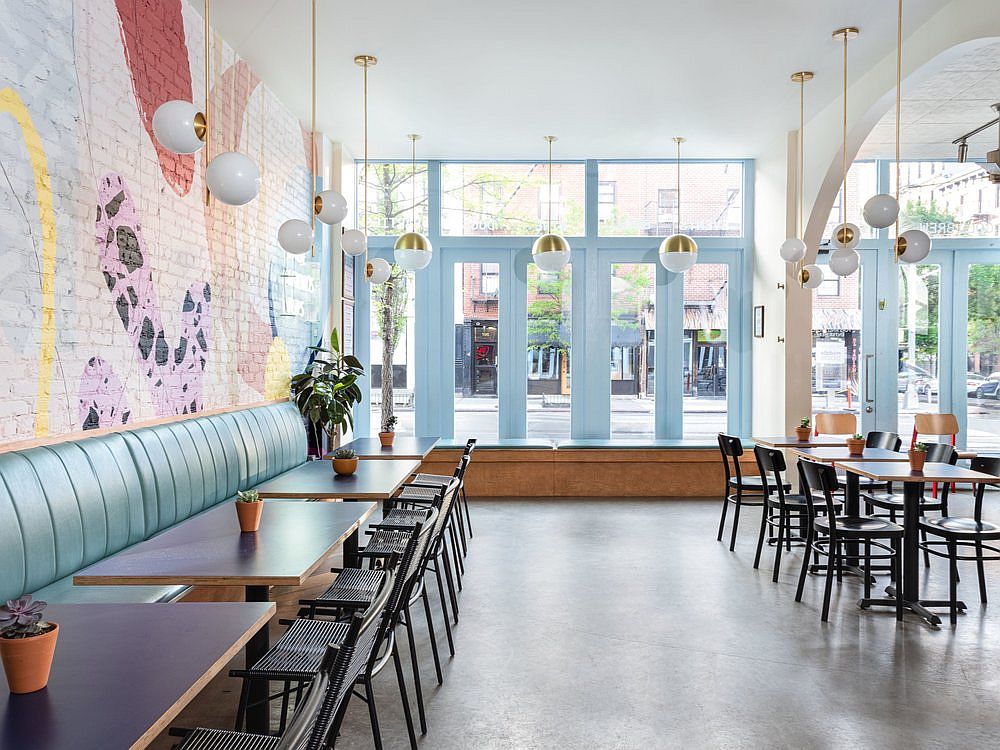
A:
[0, 0, 321, 446]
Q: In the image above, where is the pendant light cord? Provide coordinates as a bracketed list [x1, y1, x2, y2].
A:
[204, 0, 211, 204]
[411, 135, 417, 230]
[798, 76, 804, 241]
[310, 0, 316, 255]
[548, 137, 553, 234]
[676, 138, 682, 232]
[841, 29, 848, 228]
[895, 0, 903, 260]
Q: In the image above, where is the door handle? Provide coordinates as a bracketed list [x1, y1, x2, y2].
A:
[864, 354, 874, 404]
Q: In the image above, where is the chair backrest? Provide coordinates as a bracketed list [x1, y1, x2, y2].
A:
[866, 431, 901, 451]
[924, 442, 958, 464]
[798, 459, 840, 527]
[912, 412, 960, 449]
[814, 412, 857, 436]
[754, 445, 789, 508]
[970, 456, 1000, 521]
[717, 433, 745, 486]
[464, 439, 477, 457]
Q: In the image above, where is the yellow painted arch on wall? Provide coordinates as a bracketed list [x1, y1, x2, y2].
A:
[0, 87, 57, 437]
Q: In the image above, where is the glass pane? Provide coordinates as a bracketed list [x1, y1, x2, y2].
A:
[441, 163, 585, 236]
[527, 264, 571, 440]
[454, 263, 499, 440]
[822, 161, 878, 241]
[898, 264, 940, 441]
[684, 264, 728, 438]
[967, 264, 1000, 451]
[357, 162, 429, 236]
[811, 264, 862, 426]
[369, 264, 415, 436]
[890, 162, 1000, 239]
[611, 263, 655, 438]
[597, 162, 743, 237]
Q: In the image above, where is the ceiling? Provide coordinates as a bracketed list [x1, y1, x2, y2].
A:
[206, 0, 952, 160]
[857, 39, 1000, 160]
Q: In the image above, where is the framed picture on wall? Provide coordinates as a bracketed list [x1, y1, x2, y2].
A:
[342, 300, 355, 355]
[343, 253, 355, 301]
[753, 305, 765, 338]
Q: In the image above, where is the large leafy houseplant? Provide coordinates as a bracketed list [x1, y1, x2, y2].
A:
[290, 328, 364, 454]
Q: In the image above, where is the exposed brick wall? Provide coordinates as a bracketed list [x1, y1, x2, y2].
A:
[0, 0, 319, 445]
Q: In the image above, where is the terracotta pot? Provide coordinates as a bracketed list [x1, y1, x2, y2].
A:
[378, 432, 395, 447]
[235, 501, 263, 533]
[332, 457, 359, 476]
[908, 450, 927, 472]
[794, 427, 811, 442]
[845, 439, 866, 456]
[0, 623, 59, 694]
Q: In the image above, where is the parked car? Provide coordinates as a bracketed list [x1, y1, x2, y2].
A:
[975, 373, 1000, 400]
[968, 373, 988, 396]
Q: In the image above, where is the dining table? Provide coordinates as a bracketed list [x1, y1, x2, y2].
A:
[326, 436, 439, 461]
[72, 500, 375, 732]
[839, 461, 1000, 626]
[0, 602, 274, 749]
[752, 434, 850, 448]
[789, 446, 908, 464]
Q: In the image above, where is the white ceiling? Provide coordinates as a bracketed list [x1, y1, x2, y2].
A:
[857, 40, 1000, 160]
[206, 0, 951, 160]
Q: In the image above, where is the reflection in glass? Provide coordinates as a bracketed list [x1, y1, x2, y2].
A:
[890, 162, 1000, 239]
[356, 162, 429, 235]
[966, 264, 1000, 451]
[611, 264, 655, 438]
[370, 265, 415, 436]
[527, 265, 571, 439]
[897, 264, 940, 442]
[811, 264, 861, 427]
[455, 263, 499, 440]
[684, 264, 728, 438]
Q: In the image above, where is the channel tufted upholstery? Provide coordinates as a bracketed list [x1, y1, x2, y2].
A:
[0, 401, 307, 603]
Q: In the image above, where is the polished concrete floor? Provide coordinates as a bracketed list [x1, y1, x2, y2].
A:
[156, 498, 1000, 748]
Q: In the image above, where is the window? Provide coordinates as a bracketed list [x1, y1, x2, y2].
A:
[889, 161, 1000, 238]
[455, 263, 499, 441]
[967, 263, 1000, 451]
[598, 181, 616, 223]
[897, 264, 940, 441]
[355, 162, 428, 235]
[812, 262, 861, 427]
[821, 161, 877, 241]
[683, 263, 728, 438]
[527, 264, 571, 439]
[817, 275, 841, 297]
[369, 265, 415, 436]
[441, 162, 585, 236]
[480, 263, 500, 295]
[598, 162, 744, 237]
[611, 263, 655, 439]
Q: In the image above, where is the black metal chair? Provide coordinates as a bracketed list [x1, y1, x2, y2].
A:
[173, 591, 387, 750]
[407, 439, 476, 554]
[919, 456, 1000, 624]
[753, 446, 841, 582]
[717, 434, 789, 551]
[795, 459, 903, 622]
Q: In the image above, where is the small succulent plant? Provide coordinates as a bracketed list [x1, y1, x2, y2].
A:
[912, 442, 928, 452]
[799, 417, 811, 428]
[852, 433, 864, 440]
[381, 415, 398, 433]
[237, 489, 261, 503]
[333, 448, 357, 460]
[0, 596, 52, 639]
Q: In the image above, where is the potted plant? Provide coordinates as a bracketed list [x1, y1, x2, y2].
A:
[235, 489, 263, 533]
[290, 328, 364, 458]
[379, 415, 397, 448]
[908, 442, 928, 472]
[332, 448, 359, 476]
[0, 595, 58, 694]
[846, 433, 866, 456]
[794, 417, 812, 442]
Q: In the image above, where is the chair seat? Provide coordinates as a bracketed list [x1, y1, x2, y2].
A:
[361, 529, 412, 559]
[919, 516, 1000, 538]
[767, 494, 842, 511]
[864, 492, 943, 511]
[730, 476, 790, 491]
[397, 484, 439, 502]
[373, 508, 430, 531]
[302, 568, 385, 610]
[234, 618, 350, 681]
[412, 472, 452, 486]
[815, 515, 903, 536]
[177, 727, 280, 750]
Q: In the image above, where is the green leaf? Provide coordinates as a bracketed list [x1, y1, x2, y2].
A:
[330, 328, 340, 353]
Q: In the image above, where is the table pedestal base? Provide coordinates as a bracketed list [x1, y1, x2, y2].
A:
[857, 584, 967, 627]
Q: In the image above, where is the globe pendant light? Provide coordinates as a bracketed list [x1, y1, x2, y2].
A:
[278, 219, 312, 255]
[354, 54, 386, 283]
[659, 137, 698, 273]
[799, 263, 824, 290]
[782, 71, 812, 285]
[205, 151, 260, 205]
[829, 27, 860, 275]
[531, 135, 571, 272]
[394, 133, 433, 270]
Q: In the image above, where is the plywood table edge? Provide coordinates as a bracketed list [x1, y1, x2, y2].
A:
[131, 601, 275, 749]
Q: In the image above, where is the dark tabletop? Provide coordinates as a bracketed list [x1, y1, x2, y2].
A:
[791, 447, 906, 463]
[73, 500, 375, 587]
[328, 437, 440, 460]
[752, 435, 849, 448]
[254, 459, 420, 500]
[839, 461, 1000, 483]
[0, 602, 274, 750]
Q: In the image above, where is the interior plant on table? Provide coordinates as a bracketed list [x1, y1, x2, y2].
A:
[908, 442, 928, 472]
[0, 595, 58, 694]
[235, 489, 263, 533]
[290, 327, 365, 458]
[332, 448, 359, 476]
[795, 417, 812, 442]
[846, 433, 866, 456]
[379, 414, 398, 448]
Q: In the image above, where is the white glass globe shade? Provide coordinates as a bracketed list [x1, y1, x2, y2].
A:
[660, 250, 697, 273]
[779, 237, 807, 263]
[863, 193, 899, 229]
[800, 263, 824, 290]
[366, 257, 392, 285]
[341, 229, 367, 257]
[658, 234, 698, 273]
[533, 248, 571, 272]
[205, 151, 260, 206]
[831, 222, 861, 250]
[394, 248, 433, 271]
[532, 233, 571, 272]
[828, 248, 860, 277]
[897, 229, 932, 263]
[151, 100, 206, 154]
[278, 219, 312, 255]
[314, 190, 348, 225]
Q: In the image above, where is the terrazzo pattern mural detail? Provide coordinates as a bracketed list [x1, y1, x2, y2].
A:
[78, 357, 131, 429]
[96, 172, 211, 416]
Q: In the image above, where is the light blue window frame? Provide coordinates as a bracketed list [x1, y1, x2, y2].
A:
[356, 158, 755, 440]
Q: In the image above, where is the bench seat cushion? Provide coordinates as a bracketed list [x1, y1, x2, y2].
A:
[32, 575, 188, 604]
